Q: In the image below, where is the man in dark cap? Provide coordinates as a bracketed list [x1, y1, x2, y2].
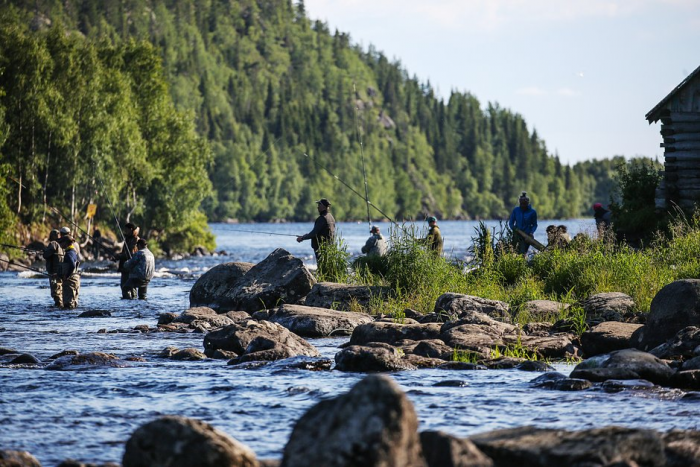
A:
[297, 198, 336, 261]
[593, 203, 612, 233]
[43, 229, 64, 307]
[361, 225, 388, 257]
[58, 235, 80, 309]
[123, 238, 155, 300]
[424, 216, 443, 255]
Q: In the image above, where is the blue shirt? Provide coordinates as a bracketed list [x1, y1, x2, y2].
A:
[508, 205, 538, 235]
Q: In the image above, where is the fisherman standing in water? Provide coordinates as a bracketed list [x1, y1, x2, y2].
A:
[58, 234, 80, 309]
[43, 229, 64, 307]
[123, 238, 155, 300]
[297, 198, 336, 261]
[509, 192, 538, 255]
[113, 222, 140, 299]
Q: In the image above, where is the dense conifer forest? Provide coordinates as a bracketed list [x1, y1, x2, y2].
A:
[0, 0, 640, 249]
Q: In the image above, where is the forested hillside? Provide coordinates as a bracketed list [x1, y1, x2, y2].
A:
[1, 0, 630, 233]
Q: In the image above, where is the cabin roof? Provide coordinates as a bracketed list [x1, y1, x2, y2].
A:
[646, 64, 700, 123]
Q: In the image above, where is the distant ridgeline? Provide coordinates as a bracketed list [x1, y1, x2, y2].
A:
[1, 0, 629, 230]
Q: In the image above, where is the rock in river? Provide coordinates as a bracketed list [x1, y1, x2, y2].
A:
[188, 262, 254, 311]
[266, 304, 374, 337]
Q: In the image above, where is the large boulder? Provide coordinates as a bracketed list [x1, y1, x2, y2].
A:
[440, 324, 505, 359]
[419, 431, 493, 467]
[469, 426, 665, 466]
[631, 280, 700, 350]
[434, 293, 511, 323]
[581, 321, 643, 357]
[226, 249, 315, 312]
[522, 300, 568, 320]
[281, 375, 426, 467]
[267, 304, 373, 337]
[122, 416, 258, 467]
[663, 429, 700, 466]
[174, 307, 238, 330]
[349, 322, 442, 346]
[510, 334, 577, 359]
[189, 262, 254, 311]
[204, 321, 319, 360]
[304, 282, 392, 311]
[570, 348, 675, 385]
[46, 352, 130, 370]
[335, 343, 417, 372]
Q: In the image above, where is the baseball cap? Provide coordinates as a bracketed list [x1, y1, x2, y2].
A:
[59, 226, 71, 235]
[427, 216, 437, 223]
[316, 198, 331, 207]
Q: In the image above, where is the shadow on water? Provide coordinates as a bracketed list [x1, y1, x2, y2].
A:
[1, 221, 698, 464]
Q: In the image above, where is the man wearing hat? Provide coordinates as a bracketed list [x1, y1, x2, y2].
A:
[508, 191, 538, 255]
[58, 234, 80, 309]
[424, 216, 443, 255]
[59, 226, 81, 262]
[112, 222, 140, 299]
[296, 198, 336, 261]
[123, 238, 155, 300]
[43, 229, 64, 307]
[361, 225, 388, 257]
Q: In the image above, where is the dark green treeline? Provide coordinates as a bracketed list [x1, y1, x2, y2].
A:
[2, 0, 625, 229]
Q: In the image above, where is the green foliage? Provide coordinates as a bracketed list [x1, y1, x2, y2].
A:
[0, 0, 624, 229]
[316, 236, 351, 283]
[609, 158, 663, 234]
[452, 348, 480, 364]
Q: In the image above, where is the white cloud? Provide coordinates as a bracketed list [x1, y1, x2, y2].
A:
[557, 87, 579, 97]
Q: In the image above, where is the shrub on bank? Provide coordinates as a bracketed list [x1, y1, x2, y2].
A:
[349, 216, 700, 331]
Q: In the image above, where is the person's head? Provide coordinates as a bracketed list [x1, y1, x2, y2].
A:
[546, 225, 556, 234]
[316, 198, 331, 212]
[518, 191, 530, 209]
[427, 216, 437, 226]
[58, 235, 73, 247]
[49, 229, 60, 241]
[370, 225, 380, 234]
[557, 225, 568, 233]
[592, 202, 603, 211]
[136, 238, 148, 250]
[59, 226, 71, 237]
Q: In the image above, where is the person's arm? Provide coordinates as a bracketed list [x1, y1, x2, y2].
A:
[508, 209, 516, 230]
[361, 236, 375, 254]
[301, 216, 327, 240]
[123, 251, 141, 272]
[43, 243, 55, 260]
[531, 211, 538, 234]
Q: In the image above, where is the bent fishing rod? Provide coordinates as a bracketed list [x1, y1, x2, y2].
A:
[93, 169, 132, 259]
[301, 152, 398, 227]
[0, 258, 50, 277]
[353, 83, 372, 231]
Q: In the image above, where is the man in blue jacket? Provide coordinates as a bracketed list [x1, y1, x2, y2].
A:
[508, 192, 538, 255]
[123, 238, 155, 300]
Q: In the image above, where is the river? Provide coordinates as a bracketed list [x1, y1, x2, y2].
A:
[0, 220, 698, 465]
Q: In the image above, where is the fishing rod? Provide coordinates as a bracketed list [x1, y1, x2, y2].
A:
[353, 83, 372, 231]
[0, 258, 50, 277]
[0, 243, 44, 254]
[93, 168, 132, 259]
[301, 152, 397, 226]
[215, 226, 298, 237]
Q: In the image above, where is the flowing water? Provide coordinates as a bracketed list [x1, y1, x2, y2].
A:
[1, 220, 698, 465]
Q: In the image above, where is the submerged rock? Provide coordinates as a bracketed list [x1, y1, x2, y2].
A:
[334, 343, 417, 372]
[281, 375, 426, 467]
[123, 415, 258, 467]
[46, 352, 130, 370]
[570, 348, 674, 385]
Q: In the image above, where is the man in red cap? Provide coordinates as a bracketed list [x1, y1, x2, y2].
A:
[593, 203, 612, 232]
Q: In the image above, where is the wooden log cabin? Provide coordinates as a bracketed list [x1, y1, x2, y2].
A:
[646, 64, 700, 210]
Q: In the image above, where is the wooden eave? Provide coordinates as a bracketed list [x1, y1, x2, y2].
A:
[646, 64, 700, 124]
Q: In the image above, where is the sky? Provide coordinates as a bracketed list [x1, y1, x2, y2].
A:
[304, 0, 700, 165]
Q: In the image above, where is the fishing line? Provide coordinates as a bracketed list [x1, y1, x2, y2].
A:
[214, 226, 298, 237]
[0, 258, 50, 276]
[353, 83, 372, 230]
